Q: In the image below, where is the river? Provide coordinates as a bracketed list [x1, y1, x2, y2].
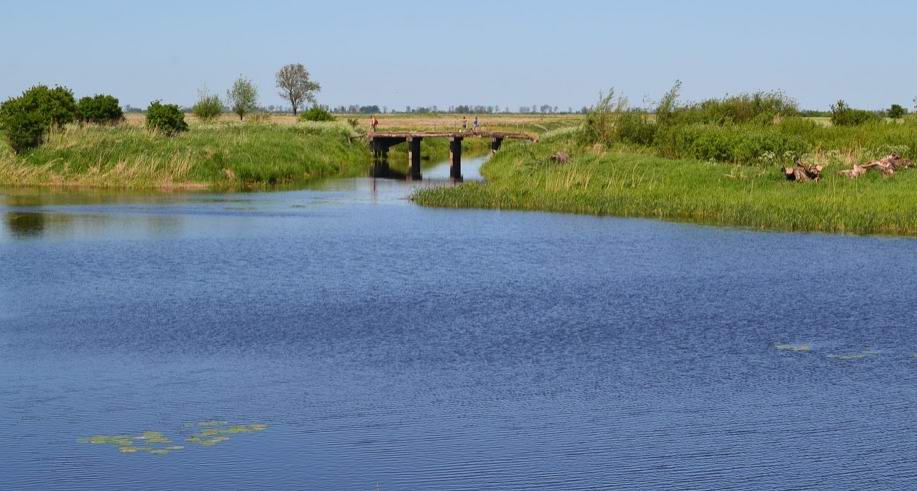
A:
[1, 156, 916, 489]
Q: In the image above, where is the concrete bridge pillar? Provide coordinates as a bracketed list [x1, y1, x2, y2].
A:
[491, 137, 503, 153]
[407, 137, 423, 180]
[449, 137, 463, 181]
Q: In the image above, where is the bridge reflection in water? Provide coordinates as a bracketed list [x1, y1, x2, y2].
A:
[368, 131, 535, 181]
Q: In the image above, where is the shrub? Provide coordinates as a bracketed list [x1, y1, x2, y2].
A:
[299, 106, 335, 122]
[78, 94, 124, 125]
[145, 101, 188, 136]
[888, 104, 907, 119]
[33, 85, 78, 128]
[831, 100, 880, 126]
[0, 96, 48, 153]
[192, 93, 222, 121]
[615, 110, 656, 145]
[655, 123, 808, 165]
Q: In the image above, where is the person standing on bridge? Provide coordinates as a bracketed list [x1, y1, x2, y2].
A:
[473, 116, 480, 134]
[370, 115, 379, 133]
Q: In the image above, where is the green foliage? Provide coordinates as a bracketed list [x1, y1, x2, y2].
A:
[654, 80, 682, 127]
[0, 84, 81, 153]
[662, 89, 797, 126]
[0, 96, 48, 153]
[299, 106, 335, 122]
[275, 63, 321, 115]
[145, 101, 188, 136]
[192, 91, 222, 121]
[831, 100, 880, 126]
[413, 130, 917, 236]
[655, 123, 808, 164]
[1, 122, 369, 188]
[33, 85, 79, 128]
[78, 94, 124, 125]
[226, 76, 258, 120]
[580, 89, 620, 145]
[888, 104, 907, 119]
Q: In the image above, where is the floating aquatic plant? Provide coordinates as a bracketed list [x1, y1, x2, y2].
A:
[827, 349, 879, 361]
[80, 421, 267, 456]
[774, 343, 812, 353]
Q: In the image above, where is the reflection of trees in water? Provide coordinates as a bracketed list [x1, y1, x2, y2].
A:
[5, 212, 46, 237]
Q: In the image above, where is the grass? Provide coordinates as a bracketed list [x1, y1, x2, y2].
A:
[414, 129, 917, 236]
[0, 120, 370, 189]
[0, 113, 575, 190]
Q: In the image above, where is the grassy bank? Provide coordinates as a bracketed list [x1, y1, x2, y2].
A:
[0, 113, 569, 190]
[0, 121, 370, 189]
[414, 130, 917, 236]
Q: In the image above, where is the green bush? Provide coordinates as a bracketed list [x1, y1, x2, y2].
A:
[299, 106, 335, 122]
[0, 84, 81, 153]
[192, 94, 222, 121]
[655, 123, 808, 165]
[888, 104, 907, 119]
[78, 94, 124, 125]
[146, 101, 188, 136]
[0, 96, 48, 153]
[831, 100, 880, 126]
[31, 85, 78, 128]
[667, 91, 798, 126]
[615, 110, 657, 146]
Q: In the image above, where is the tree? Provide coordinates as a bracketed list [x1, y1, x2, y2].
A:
[888, 104, 907, 119]
[275, 64, 320, 116]
[226, 76, 258, 121]
[192, 88, 222, 121]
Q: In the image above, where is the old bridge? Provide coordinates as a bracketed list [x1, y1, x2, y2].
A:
[368, 132, 536, 180]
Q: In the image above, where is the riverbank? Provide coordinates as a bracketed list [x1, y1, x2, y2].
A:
[0, 115, 520, 190]
[413, 130, 917, 236]
[0, 121, 375, 190]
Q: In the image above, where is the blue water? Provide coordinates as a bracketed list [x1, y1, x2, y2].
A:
[1, 157, 916, 490]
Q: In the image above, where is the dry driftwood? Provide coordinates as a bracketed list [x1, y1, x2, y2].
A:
[839, 154, 913, 178]
[783, 161, 823, 182]
[551, 151, 570, 164]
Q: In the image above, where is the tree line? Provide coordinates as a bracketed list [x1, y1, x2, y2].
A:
[0, 63, 322, 153]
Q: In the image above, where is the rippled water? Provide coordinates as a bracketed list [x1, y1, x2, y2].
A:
[2, 156, 916, 489]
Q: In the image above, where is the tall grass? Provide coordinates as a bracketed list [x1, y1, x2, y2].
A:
[414, 131, 917, 236]
[0, 121, 370, 189]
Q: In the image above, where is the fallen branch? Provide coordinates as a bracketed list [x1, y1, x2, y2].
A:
[840, 154, 912, 178]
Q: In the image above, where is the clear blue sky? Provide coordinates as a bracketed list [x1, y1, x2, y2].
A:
[2, 0, 915, 111]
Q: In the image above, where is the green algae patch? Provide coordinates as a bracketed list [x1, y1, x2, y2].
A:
[80, 421, 268, 456]
[774, 343, 812, 353]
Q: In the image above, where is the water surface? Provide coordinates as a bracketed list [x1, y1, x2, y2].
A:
[2, 157, 916, 489]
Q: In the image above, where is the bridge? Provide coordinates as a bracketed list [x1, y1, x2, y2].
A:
[368, 131, 536, 180]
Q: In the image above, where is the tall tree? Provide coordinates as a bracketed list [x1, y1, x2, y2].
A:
[275, 64, 321, 116]
[226, 76, 258, 121]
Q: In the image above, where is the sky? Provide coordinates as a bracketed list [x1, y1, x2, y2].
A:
[2, 0, 916, 111]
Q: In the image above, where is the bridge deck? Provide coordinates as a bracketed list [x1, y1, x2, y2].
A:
[369, 131, 536, 141]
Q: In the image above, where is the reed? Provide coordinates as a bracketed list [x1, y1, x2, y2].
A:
[414, 131, 917, 236]
[0, 120, 370, 189]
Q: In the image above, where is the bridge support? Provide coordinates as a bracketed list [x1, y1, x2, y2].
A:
[491, 137, 503, 153]
[407, 137, 422, 180]
[370, 136, 407, 160]
[449, 137, 463, 181]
